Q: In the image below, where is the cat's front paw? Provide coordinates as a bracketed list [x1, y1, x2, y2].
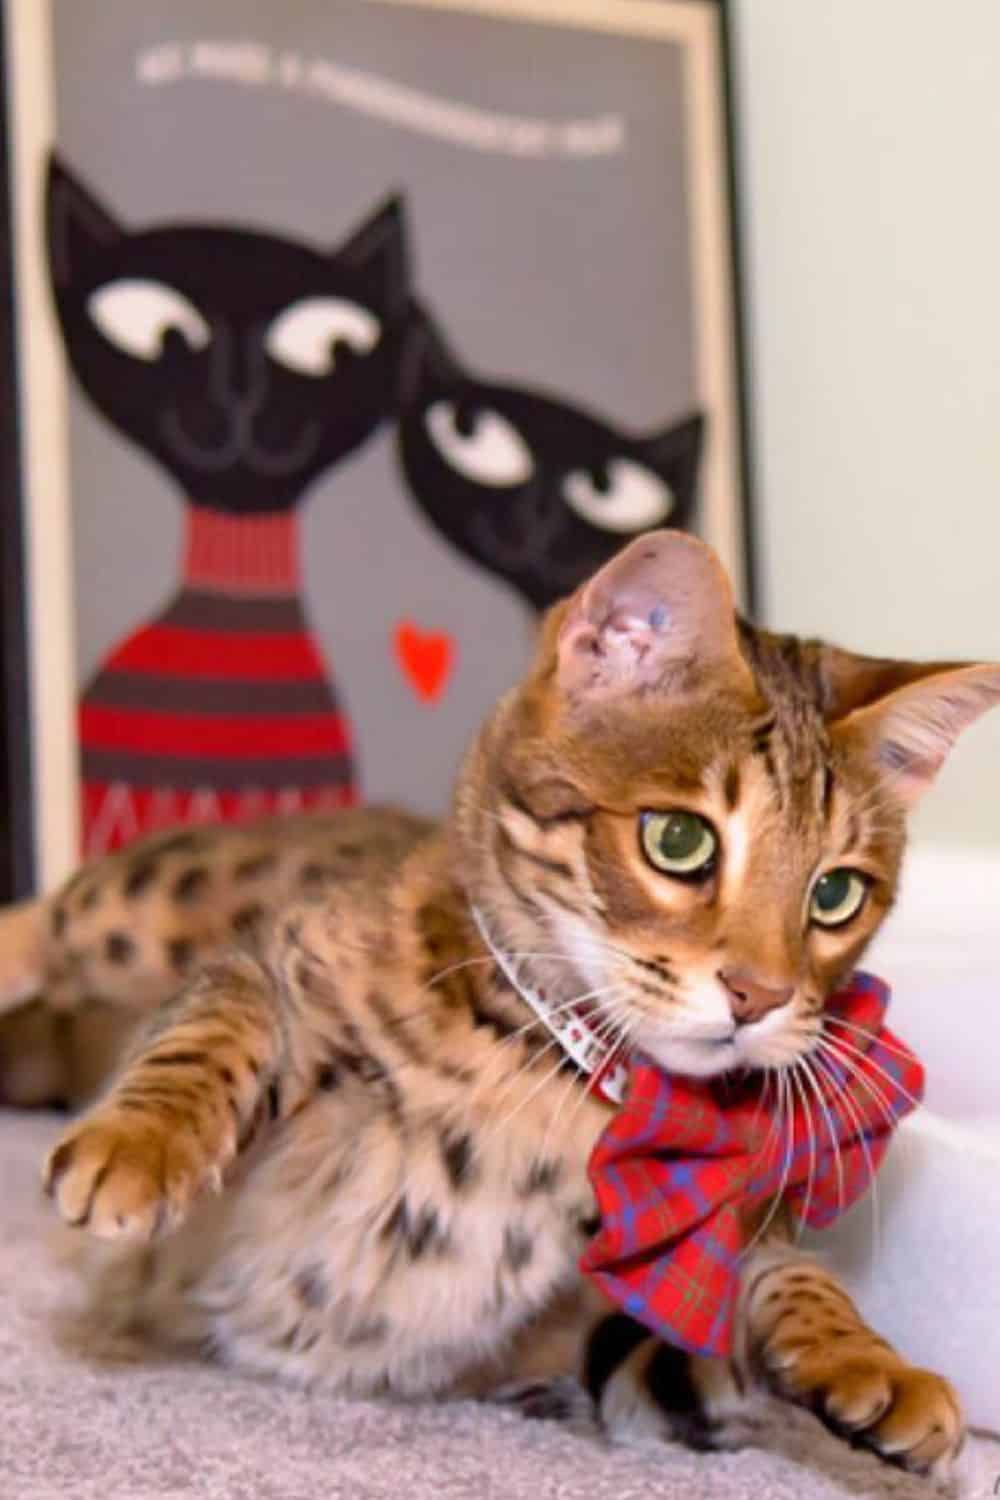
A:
[764, 1333, 964, 1477]
[43, 1107, 229, 1240]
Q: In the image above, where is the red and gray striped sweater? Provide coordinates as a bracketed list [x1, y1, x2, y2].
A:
[80, 507, 357, 856]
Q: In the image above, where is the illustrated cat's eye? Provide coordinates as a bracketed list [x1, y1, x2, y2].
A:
[563, 459, 675, 534]
[640, 811, 717, 879]
[809, 869, 869, 928]
[264, 297, 381, 377]
[425, 400, 534, 487]
[87, 279, 211, 361]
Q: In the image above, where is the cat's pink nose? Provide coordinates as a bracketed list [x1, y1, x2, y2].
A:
[718, 968, 794, 1025]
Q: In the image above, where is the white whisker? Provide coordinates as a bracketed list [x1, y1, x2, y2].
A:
[811, 1047, 881, 1265]
[787, 1063, 817, 1241]
[800, 1052, 846, 1219]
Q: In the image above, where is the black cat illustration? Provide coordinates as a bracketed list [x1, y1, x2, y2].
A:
[47, 157, 409, 853]
[395, 302, 704, 611]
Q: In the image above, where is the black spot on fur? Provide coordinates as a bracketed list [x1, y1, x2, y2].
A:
[439, 1130, 476, 1189]
[294, 1265, 330, 1310]
[822, 763, 836, 818]
[144, 1050, 205, 1068]
[299, 862, 335, 888]
[519, 1158, 562, 1196]
[645, 1342, 701, 1415]
[438, 1061, 477, 1085]
[750, 715, 777, 755]
[341, 1044, 403, 1120]
[277, 1321, 307, 1352]
[633, 955, 676, 985]
[124, 859, 158, 898]
[645, 1342, 720, 1450]
[575, 1211, 602, 1239]
[382, 1197, 450, 1260]
[415, 900, 450, 961]
[584, 1313, 651, 1401]
[172, 866, 210, 903]
[232, 904, 265, 939]
[234, 852, 277, 881]
[316, 1064, 339, 1090]
[167, 937, 195, 974]
[503, 1226, 534, 1272]
[469, 992, 521, 1041]
[723, 764, 741, 809]
[105, 931, 135, 965]
[343, 1316, 387, 1347]
[335, 842, 362, 859]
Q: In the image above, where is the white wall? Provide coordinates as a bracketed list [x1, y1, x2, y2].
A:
[730, 0, 1000, 849]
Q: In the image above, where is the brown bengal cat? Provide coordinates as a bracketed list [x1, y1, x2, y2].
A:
[1, 531, 993, 1477]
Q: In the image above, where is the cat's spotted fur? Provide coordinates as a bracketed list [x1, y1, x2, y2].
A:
[2, 532, 992, 1477]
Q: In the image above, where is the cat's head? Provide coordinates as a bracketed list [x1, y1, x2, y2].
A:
[47, 156, 410, 513]
[456, 530, 1000, 1079]
[396, 303, 704, 610]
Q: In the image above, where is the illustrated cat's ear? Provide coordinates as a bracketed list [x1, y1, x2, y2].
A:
[338, 193, 409, 321]
[46, 155, 122, 288]
[639, 411, 705, 471]
[832, 659, 1000, 805]
[398, 301, 464, 407]
[555, 529, 750, 702]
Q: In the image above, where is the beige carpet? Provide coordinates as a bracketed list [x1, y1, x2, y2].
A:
[2, 1111, 997, 1500]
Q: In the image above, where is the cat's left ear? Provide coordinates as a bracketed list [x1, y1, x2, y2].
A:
[832, 660, 1000, 804]
[339, 193, 409, 321]
[47, 155, 122, 288]
[555, 529, 752, 703]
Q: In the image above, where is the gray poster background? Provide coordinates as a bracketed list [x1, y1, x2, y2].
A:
[52, 0, 698, 816]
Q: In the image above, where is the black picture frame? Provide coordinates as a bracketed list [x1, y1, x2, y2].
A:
[0, 0, 35, 901]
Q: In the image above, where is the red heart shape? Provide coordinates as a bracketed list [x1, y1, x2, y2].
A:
[394, 621, 455, 703]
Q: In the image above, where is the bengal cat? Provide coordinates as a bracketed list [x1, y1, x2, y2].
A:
[1, 532, 992, 1477]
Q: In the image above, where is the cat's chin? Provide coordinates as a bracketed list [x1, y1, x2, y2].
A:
[640, 1033, 741, 1080]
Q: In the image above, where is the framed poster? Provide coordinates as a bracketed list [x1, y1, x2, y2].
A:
[2, 0, 752, 896]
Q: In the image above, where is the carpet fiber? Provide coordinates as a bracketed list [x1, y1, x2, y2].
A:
[2, 1111, 996, 1500]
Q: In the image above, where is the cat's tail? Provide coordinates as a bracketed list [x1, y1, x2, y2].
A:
[0, 898, 48, 1013]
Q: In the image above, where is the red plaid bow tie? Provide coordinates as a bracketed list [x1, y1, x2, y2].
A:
[580, 973, 924, 1358]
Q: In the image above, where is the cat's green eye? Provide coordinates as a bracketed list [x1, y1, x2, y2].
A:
[810, 869, 869, 928]
[640, 811, 717, 879]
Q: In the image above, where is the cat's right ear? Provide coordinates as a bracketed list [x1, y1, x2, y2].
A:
[46, 155, 122, 288]
[339, 193, 409, 322]
[833, 661, 1000, 805]
[555, 530, 751, 703]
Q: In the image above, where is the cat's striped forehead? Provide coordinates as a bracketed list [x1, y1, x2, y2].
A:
[477, 612, 907, 908]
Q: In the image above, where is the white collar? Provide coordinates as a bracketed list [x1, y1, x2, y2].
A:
[470, 905, 628, 1105]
